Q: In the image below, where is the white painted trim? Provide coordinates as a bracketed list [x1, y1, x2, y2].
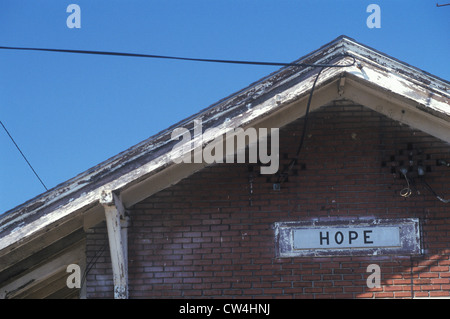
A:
[0, 243, 84, 299]
[100, 191, 128, 299]
[0, 37, 448, 261]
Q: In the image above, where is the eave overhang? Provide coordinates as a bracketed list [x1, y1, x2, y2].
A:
[0, 36, 448, 273]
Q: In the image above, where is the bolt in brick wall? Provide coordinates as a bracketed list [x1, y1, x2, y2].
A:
[86, 102, 450, 299]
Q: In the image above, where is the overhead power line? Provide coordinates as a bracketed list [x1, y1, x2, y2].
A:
[0, 45, 356, 193]
[0, 120, 48, 191]
[0, 46, 355, 68]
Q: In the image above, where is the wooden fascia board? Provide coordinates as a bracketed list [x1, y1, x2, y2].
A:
[0, 214, 84, 269]
[120, 77, 344, 208]
[0, 38, 449, 260]
[343, 77, 450, 144]
[0, 228, 85, 283]
[0, 241, 84, 299]
[339, 54, 450, 142]
[341, 37, 449, 95]
[344, 64, 449, 120]
[0, 37, 349, 238]
[14, 269, 70, 299]
[0, 64, 344, 255]
[119, 65, 449, 210]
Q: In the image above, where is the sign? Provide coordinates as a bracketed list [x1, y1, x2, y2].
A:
[293, 226, 400, 249]
[274, 218, 421, 257]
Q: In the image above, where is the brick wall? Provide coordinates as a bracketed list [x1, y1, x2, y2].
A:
[86, 103, 450, 299]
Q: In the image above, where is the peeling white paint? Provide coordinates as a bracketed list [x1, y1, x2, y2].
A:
[348, 64, 449, 118]
[1, 36, 448, 256]
[10, 222, 25, 234]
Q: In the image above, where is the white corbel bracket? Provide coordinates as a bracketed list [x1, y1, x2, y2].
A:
[99, 190, 129, 299]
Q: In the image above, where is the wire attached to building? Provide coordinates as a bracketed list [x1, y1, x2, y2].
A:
[422, 178, 450, 203]
[0, 45, 355, 191]
[272, 53, 357, 187]
[0, 120, 48, 191]
[400, 171, 413, 198]
[0, 45, 355, 68]
[81, 241, 107, 290]
[276, 67, 325, 186]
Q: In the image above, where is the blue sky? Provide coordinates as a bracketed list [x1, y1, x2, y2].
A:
[0, 0, 449, 214]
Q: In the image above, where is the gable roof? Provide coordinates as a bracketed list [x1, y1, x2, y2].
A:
[0, 35, 449, 265]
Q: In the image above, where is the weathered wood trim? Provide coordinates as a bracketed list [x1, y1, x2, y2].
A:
[0, 228, 85, 285]
[0, 36, 448, 278]
[0, 215, 83, 272]
[100, 191, 128, 299]
[15, 269, 70, 299]
[343, 78, 450, 143]
[0, 241, 84, 299]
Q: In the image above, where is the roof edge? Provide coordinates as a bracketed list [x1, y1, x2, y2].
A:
[0, 35, 448, 250]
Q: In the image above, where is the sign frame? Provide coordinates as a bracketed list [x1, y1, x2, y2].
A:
[274, 218, 421, 257]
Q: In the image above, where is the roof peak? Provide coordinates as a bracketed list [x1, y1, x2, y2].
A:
[0, 37, 448, 251]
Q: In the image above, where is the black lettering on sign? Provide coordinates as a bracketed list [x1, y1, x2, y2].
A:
[320, 231, 329, 245]
[364, 230, 373, 244]
[349, 231, 358, 244]
[335, 231, 344, 245]
[318, 229, 376, 246]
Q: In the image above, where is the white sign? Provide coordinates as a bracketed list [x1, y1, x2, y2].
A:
[293, 226, 400, 250]
[274, 218, 421, 257]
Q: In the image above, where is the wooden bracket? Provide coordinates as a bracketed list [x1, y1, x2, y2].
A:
[100, 190, 129, 299]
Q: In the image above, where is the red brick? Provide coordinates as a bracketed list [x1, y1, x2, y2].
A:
[86, 105, 450, 299]
[394, 291, 413, 298]
[374, 292, 394, 298]
[430, 291, 450, 297]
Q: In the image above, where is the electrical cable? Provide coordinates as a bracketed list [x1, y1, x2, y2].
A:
[80, 241, 107, 289]
[0, 45, 355, 191]
[81, 211, 133, 288]
[0, 45, 356, 68]
[274, 51, 357, 186]
[422, 178, 450, 203]
[276, 67, 325, 185]
[0, 120, 48, 191]
[400, 171, 412, 198]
